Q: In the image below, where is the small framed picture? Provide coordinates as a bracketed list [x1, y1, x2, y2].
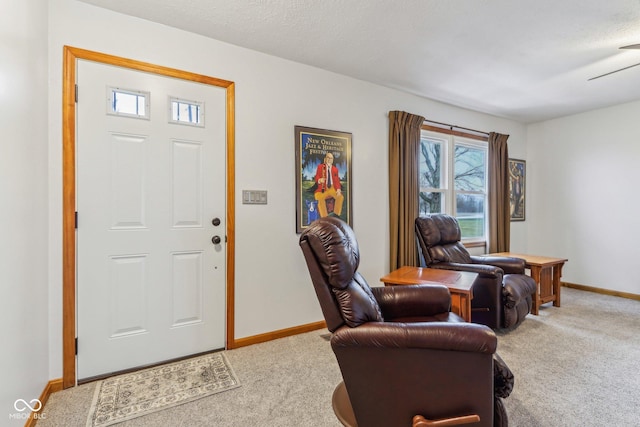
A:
[295, 126, 352, 233]
[508, 158, 526, 221]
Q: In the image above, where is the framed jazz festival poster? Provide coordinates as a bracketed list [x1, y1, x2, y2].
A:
[295, 126, 352, 233]
[509, 158, 526, 221]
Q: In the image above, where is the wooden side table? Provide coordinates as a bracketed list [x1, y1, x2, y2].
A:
[490, 252, 568, 315]
[380, 266, 478, 322]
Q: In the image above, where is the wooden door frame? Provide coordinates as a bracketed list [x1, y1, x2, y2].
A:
[62, 46, 236, 388]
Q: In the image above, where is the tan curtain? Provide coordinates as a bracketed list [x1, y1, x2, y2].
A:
[488, 132, 510, 253]
[388, 110, 425, 270]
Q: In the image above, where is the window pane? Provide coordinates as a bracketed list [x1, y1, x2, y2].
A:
[419, 138, 443, 189]
[454, 145, 485, 191]
[174, 102, 198, 123]
[169, 97, 204, 127]
[419, 191, 443, 215]
[111, 90, 147, 117]
[456, 194, 485, 238]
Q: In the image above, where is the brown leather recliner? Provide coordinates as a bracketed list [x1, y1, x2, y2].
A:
[415, 214, 537, 330]
[300, 216, 509, 427]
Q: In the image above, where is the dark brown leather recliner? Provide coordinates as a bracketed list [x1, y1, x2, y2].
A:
[300, 216, 510, 427]
[415, 214, 537, 330]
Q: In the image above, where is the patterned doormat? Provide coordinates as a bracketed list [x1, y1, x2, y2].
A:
[86, 352, 241, 427]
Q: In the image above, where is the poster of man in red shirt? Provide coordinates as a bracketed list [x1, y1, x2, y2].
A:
[295, 126, 352, 233]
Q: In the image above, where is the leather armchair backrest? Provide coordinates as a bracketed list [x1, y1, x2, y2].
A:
[300, 217, 383, 331]
[305, 216, 360, 289]
[416, 215, 472, 265]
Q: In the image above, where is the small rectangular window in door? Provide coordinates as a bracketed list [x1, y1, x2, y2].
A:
[169, 97, 204, 127]
[107, 87, 150, 119]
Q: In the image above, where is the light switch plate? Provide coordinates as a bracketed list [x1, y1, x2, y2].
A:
[242, 190, 267, 204]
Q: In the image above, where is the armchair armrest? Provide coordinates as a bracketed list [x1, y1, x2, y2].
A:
[371, 284, 451, 319]
[431, 262, 503, 278]
[331, 322, 497, 354]
[502, 274, 537, 308]
[471, 255, 525, 274]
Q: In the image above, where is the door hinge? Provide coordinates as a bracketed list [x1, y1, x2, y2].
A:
[75, 84, 78, 103]
[75, 211, 78, 229]
[75, 338, 78, 355]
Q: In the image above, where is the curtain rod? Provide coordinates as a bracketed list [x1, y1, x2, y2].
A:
[423, 119, 490, 136]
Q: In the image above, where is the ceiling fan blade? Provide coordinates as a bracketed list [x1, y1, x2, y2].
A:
[620, 44, 640, 50]
[588, 61, 640, 81]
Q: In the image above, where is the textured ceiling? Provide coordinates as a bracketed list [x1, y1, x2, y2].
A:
[79, 0, 640, 123]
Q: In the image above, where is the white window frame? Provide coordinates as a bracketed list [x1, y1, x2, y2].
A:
[420, 129, 488, 244]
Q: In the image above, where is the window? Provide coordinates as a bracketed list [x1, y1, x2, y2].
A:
[107, 87, 150, 119]
[419, 129, 488, 242]
[169, 97, 204, 127]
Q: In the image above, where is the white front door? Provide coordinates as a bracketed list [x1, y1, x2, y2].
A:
[76, 60, 227, 379]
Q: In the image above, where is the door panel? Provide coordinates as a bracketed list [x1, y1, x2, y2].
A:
[110, 133, 147, 228]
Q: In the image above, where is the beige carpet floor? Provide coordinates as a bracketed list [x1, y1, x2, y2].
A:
[37, 287, 639, 426]
[495, 287, 640, 426]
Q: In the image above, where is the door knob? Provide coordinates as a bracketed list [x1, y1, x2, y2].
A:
[212, 218, 221, 226]
[211, 235, 221, 245]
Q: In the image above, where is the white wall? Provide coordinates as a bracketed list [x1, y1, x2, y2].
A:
[527, 100, 640, 294]
[1, 0, 50, 423]
[46, 0, 527, 379]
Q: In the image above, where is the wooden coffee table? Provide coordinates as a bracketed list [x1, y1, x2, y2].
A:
[380, 266, 478, 322]
[490, 253, 568, 315]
